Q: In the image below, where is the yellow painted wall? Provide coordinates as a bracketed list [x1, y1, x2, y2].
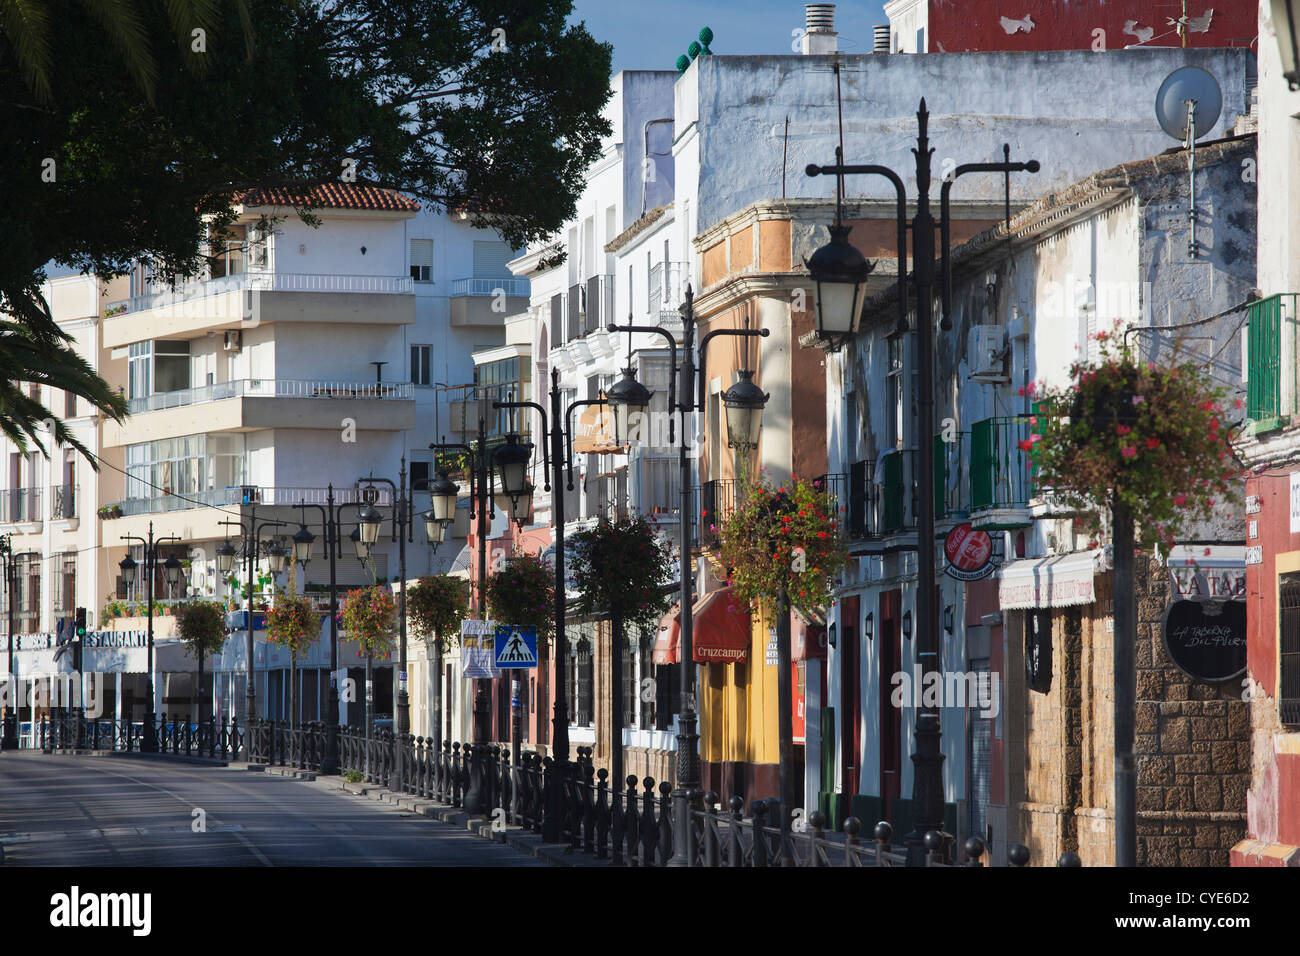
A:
[700, 597, 780, 766]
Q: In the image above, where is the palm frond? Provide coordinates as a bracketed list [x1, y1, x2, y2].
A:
[0, 0, 54, 104]
[81, 0, 159, 102]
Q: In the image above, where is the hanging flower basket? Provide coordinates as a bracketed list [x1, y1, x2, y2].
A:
[408, 575, 471, 645]
[718, 476, 849, 616]
[568, 514, 673, 633]
[1026, 333, 1243, 551]
[266, 591, 321, 658]
[338, 586, 396, 657]
[485, 555, 555, 638]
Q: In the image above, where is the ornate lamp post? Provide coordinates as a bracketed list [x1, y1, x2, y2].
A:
[119, 523, 184, 752]
[1, 534, 17, 750]
[289, 489, 384, 774]
[609, 293, 769, 867]
[217, 512, 289, 724]
[806, 98, 1038, 864]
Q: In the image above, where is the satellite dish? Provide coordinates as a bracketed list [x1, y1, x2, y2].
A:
[1155, 66, 1222, 141]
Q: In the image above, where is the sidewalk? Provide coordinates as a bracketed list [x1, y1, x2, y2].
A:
[254, 765, 610, 867]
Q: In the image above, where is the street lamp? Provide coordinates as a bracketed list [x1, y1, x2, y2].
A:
[429, 473, 459, 523]
[606, 367, 653, 445]
[1275, 0, 1299, 89]
[292, 526, 314, 567]
[218, 511, 290, 725]
[350, 527, 370, 561]
[215, 540, 237, 575]
[423, 510, 448, 544]
[120, 523, 183, 751]
[806, 98, 1038, 865]
[721, 369, 769, 449]
[494, 433, 533, 496]
[610, 286, 769, 867]
[805, 222, 874, 346]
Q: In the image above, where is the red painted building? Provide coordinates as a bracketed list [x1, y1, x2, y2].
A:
[896, 1, 1255, 53]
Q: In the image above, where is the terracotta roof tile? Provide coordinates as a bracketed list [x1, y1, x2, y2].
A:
[236, 183, 419, 212]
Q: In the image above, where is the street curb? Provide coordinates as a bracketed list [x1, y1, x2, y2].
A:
[44, 750, 229, 768]
[310, 777, 603, 866]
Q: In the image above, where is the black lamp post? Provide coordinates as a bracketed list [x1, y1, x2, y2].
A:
[1, 534, 19, 750]
[217, 511, 289, 724]
[120, 522, 184, 752]
[609, 292, 769, 867]
[806, 98, 1038, 865]
[430, 404, 524, 818]
[288, 487, 379, 774]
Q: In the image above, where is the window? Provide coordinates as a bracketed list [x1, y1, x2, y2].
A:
[887, 334, 904, 448]
[1280, 574, 1300, 727]
[53, 552, 75, 615]
[64, 389, 76, 418]
[410, 461, 431, 493]
[410, 345, 432, 386]
[18, 553, 40, 633]
[410, 239, 433, 282]
[570, 628, 594, 728]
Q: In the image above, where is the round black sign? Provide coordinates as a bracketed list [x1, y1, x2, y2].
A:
[1162, 600, 1247, 683]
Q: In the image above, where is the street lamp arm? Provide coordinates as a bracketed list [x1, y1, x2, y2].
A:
[806, 161, 909, 335]
[493, 399, 552, 491]
[563, 397, 608, 491]
[698, 326, 770, 420]
[939, 158, 1040, 331]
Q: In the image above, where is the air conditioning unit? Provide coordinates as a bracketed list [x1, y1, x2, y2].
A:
[968, 325, 1009, 383]
[224, 330, 242, 352]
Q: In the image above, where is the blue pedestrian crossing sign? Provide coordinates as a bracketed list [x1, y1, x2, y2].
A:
[494, 625, 538, 669]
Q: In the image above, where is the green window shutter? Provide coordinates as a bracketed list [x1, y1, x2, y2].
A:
[883, 453, 904, 532]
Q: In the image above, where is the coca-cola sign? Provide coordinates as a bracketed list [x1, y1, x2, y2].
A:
[943, 523, 996, 581]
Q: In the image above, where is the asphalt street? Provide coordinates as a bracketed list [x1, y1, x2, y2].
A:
[0, 752, 545, 866]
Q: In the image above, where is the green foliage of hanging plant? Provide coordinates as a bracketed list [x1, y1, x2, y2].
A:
[408, 574, 471, 645]
[484, 554, 555, 638]
[174, 601, 227, 658]
[338, 585, 396, 658]
[568, 514, 673, 633]
[266, 592, 322, 658]
[718, 476, 850, 616]
[1026, 334, 1243, 552]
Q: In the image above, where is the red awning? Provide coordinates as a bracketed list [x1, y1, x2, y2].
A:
[692, 587, 751, 663]
[792, 608, 827, 661]
[653, 605, 680, 665]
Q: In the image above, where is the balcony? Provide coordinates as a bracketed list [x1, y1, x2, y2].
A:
[106, 378, 415, 446]
[126, 378, 414, 415]
[0, 488, 41, 527]
[449, 276, 531, 327]
[51, 484, 78, 521]
[648, 261, 690, 336]
[566, 275, 615, 344]
[101, 272, 415, 345]
[969, 416, 1034, 530]
[1246, 293, 1300, 435]
[696, 477, 744, 550]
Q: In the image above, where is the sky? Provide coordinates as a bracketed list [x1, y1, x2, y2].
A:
[569, 0, 894, 74]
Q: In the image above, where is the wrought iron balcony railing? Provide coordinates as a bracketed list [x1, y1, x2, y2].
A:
[0, 488, 41, 523]
[51, 484, 77, 519]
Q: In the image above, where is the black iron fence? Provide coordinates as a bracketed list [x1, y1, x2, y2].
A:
[36, 718, 1071, 867]
[37, 712, 245, 760]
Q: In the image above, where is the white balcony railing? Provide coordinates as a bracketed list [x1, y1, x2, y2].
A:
[105, 272, 415, 315]
[108, 484, 395, 517]
[450, 277, 530, 297]
[127, 379, 414, 414]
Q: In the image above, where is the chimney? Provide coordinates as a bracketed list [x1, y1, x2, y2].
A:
[801, 3, 838, 55]
[873, 24, 891, 53]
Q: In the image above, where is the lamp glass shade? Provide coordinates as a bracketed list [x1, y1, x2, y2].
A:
[605, 368, 653, 445]
[215, 540, 236, 574]
[494, 435, 532, 495]
[1274, 0, 1299, 85]
[423, 510, 447, 544]
[267, 544, 288, 574]
[293, 526, 315, 564]
[350, 526, 371, 560]
[806, 223, 873, 338]
[358, 504, 383, 546]
[163, 554, 183, 587]
[119, 554, 138, 585]
[429, 474, 460, 523]
[721, 369, 768, 448]
[495, 485, 534, 523]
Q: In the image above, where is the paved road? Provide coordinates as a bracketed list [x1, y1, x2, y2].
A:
[0, 753, 545, 867]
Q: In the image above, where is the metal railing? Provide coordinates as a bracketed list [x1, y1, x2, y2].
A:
[127, 378, 414, 414]
[105, 272, 415, 315]
[696, 478, 745, 549]
[970, 416, 1035, 512]
[1246, 293, 1300, 430]
[450, 277, 530, 297]
[41, 719, 1068, 867]
[51, 484, 77, 519]
[647, 262, 690, 331]
[105, 484, 395, 517]
[0, 488, 41, 523]
[39, 712, 244, 760]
